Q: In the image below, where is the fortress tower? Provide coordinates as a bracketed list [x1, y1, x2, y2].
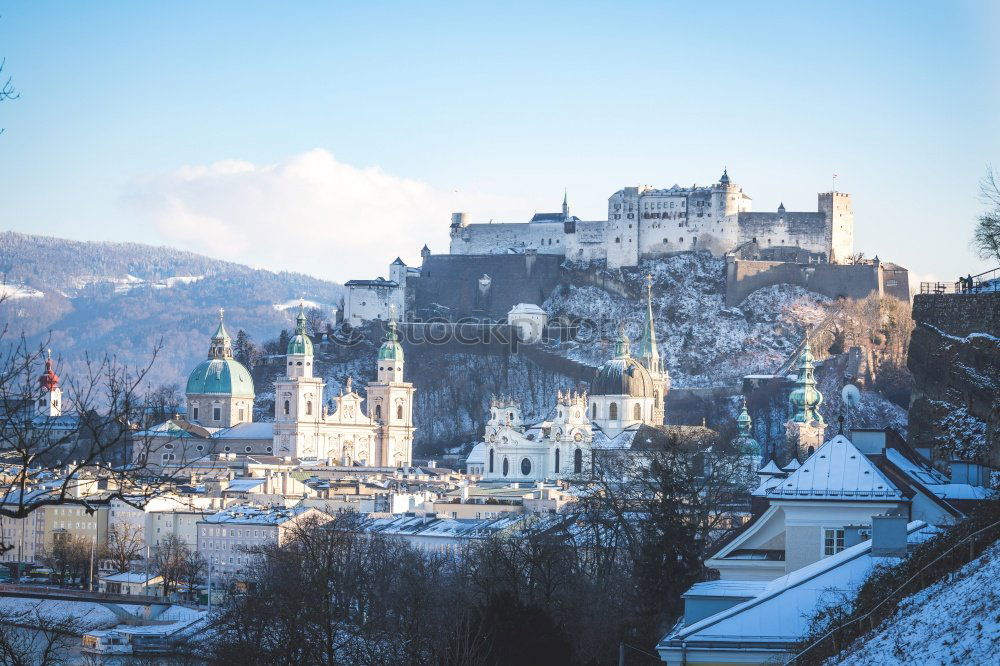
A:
[818, 191, 854, 263]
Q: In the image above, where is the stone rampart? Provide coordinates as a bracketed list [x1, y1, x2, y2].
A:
[725, 258, 907, 305]
[907, 293, 1000, 466]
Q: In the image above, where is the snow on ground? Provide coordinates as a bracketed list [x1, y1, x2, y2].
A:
[546, 253, 829, 387]
[833, 538, 1000, 665]
[273, 298, 331, 311]
[0, 597, 137, 631]
[0, 284, 45, 300]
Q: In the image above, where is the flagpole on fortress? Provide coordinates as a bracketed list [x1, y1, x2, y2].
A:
[832, 173, 838, 193]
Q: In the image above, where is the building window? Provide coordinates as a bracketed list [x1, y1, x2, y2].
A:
[591, 403, 597, 419]
[520, 458, 531, 476]
[823, 528, 845, 556]
[245, 446, 252, 453]
[306, 401, 313, 416]
[555, 448, 560, 472]
[283, 400, 290, 415]
[224, 446, 231, 452]
[609, 402, 618, 420]
[633, 403, 642, 420]
[238, 408, 245, 421]
[375, 405, 382, 420]
[573, 448, 583, 474]
[397, 404, 403, 420]
[502, 458, 509, 476]
[192, 407, 199, 421]
[213, 407, 221, 421]
[489, 449, 494, 473]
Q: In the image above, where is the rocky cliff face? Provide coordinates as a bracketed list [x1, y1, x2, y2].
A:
[907, 293, 1000, 466]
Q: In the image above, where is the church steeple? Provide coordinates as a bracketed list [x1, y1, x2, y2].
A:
[562, 189, 569, 217]
[614, 325, 631, 359]
[209, 309, 233, 359]
[789, 340, 823, 423]
[637, 274, 661, 374]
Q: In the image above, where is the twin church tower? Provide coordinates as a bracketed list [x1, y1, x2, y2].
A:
[183, 307, 414, 467]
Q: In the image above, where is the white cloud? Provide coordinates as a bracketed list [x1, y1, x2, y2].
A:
[127, 149, 526, 282]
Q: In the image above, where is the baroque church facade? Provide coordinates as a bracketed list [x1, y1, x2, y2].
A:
[137, 308, 415, 470]
[468, 280, 686, 484]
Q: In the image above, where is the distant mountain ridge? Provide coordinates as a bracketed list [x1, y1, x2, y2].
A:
[0, 231, 343, 390]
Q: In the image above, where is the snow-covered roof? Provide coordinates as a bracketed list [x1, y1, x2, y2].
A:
[768, 435, 903, 500]
[661, 521, 933, 650]
[682, 580, 768, 599]
[466, 442, 487, 464]
[758, 460, 783, 476]
[781, 458, 801, 472]
[224, 478, 266, 492]
[508, 303, 547, 315]
[359, 514, 529, 540]
[212, 422, 274, 439]
[201, 503, 310, 525]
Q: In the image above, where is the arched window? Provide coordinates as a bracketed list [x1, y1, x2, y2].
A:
[520, 458, 531, 476]
[375, 405, 382, 420]
[502, 457, 509, 476]
[554, 448, 560, 472]
[306, 401, 313, 416]
[591, 403, 597, 419]
[609, 402, 618, 420]
[489, 449, 494, 473]
[397, 404, 403, 420]
[283, 400, 290, 416]
[573, 448, 583, 474]
[633, 403, 642, 421]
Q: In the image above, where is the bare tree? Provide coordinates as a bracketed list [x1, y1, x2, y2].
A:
[0, 608, 78, 666]
[0, 331, 207, 555]
[102, 522, 145, 574]
[0, 56, 17, 136]
[151, 534, 201, 598]
[973, 167, 1000, 265]
[40, 533, 92, 588]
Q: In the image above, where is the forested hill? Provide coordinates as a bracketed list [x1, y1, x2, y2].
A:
[0, 231, 343, 389]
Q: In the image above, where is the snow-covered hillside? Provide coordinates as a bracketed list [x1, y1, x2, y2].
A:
[545, 253, 830, 387]
[833, 538, 1000, 665]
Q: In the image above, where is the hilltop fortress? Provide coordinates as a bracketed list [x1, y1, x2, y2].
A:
[449, 170, 854, 268]
[345, 170, 907, 323]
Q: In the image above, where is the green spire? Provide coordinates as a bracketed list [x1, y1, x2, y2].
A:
[734, 396, 761, 457]
[614, 325, 631, 358]
[286, 302, 313, 356]
[637, 274, 661, 373]
[212, 308, 230, 341]
[789, 339, 824, 423]
[737, 397, 753, 437]
[208, 308, 233, 359]
[378, 307, 404, 361]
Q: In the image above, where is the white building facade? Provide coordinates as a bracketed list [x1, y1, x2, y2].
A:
[449, 171, 854, 268]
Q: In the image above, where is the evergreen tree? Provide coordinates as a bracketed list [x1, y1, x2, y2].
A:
[234, 329, 260, 369]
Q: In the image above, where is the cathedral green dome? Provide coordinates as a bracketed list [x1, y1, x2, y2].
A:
[186, 358, 255, 398]
[378, 320, 404, 361]
[287, 308, 313, 356]
[591, 330, 655, 398]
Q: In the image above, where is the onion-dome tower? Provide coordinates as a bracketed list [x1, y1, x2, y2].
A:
[37, 349, 62, 417]
[785, 340, 827, 461]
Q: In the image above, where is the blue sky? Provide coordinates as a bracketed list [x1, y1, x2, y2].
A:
[1, 1, 998, 283]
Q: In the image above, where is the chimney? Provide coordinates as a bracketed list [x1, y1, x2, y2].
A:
[871, 515, 908, 558]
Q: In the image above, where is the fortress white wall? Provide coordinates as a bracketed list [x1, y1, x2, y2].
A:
[447, 174, 853, 268]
